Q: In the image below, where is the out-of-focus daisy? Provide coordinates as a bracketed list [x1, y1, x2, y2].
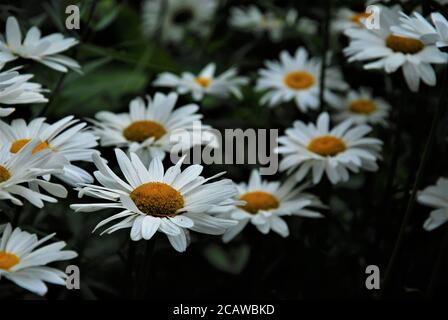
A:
[92, 92, 215, 163]
[344, 6, 447, 92]
[153, 63, 248, 101]
[219, 169, 324, 242]
[71, 150, 238, 252]
[0, 66, 47, 117]
[276, 112, 382, 185]
[0, 16, 80, 72]
[142, 0, 218, 43]
[0, 223, 77, 296]
[256, 47, 348, 112]
[332, 7, 372, 33]
[0, 116, 98, 186]
[229, 6, 300, 42]
[391, 11, 448, 49]
[0, 140, 67, 207]
[429, 12, 448, 48]
[418, 178, 448, 231]
[331, 87, 390, 126]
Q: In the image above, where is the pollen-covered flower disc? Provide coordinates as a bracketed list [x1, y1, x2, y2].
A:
[331, 88, 391, 126]
[344, 5, 447, 92]
[256, 47, 348, 112]
[153, 63, 248, 101]
[218, 169, 325, 242]
[0, 140, 68, 207]
[0, 224, 77, 296]
[92, 92, 217, 164]
[71, 149, 239, 252]
[276, 112, 382, 185]
[0, 116, 98, 186]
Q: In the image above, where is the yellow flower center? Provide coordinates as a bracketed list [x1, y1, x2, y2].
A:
[308, 136, 346, 156]
[283, 71, 315, 90]
[10, 139, 50, 154]
[0, 251, 20, 270]
[349, 99, 377, 115]
[0, 165, 11, 183]
[195, 77, 211, 88]
[130, 182, 184, 217]
[239, 191, 279, 214]
[385, 35, 424, 54]
[351, 12, 371, 25]
[123, 120, 167, 143]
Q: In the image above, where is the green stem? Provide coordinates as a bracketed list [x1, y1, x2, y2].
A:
[382, 67, 448, 296]
[136, 237, 157, 299]
[319, 0, 331, 111]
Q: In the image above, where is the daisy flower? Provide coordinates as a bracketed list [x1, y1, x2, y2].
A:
[0, 223, 77, 296]
[153, 63, 248, 101]
[0, 116, 99, 186]
[332, 7, 372, 33]
[418, 178, 448, 231]
[0, 66, 47, 117]
[142, 0, 218, 43]
[92, 92, 215, 163]
[276, 112, 382, 185]
[391, 11, 448, 49]
[70, 150, 239, 252]
[0, 16, 80, 72]
[220, 169, 325, 243]
[256, 47, 348, 112]
[229, 6, 299, 42]
[0, 139, 68, 207]
[331, 87, 390, 126]
[344, 6, 447, 92]
[429, 12, 448, 48]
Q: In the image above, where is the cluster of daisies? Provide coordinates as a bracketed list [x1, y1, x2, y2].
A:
[2, 0, 448, 297]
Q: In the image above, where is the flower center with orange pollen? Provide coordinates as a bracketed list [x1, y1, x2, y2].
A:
[130, 182, 184, 217]
[284, 71, 315, 90]
[385, 35, 424, 54]
[195, 77, 211, 88]
[308, 136, 346, 156]
[123, 120, 166, 143]
[10, 139, 50, 154]
[351, 12, 371, 25]
[0, 166, 11, 183]
[239, 191, 279, 214]
[0, 251, 20, 270]
[349, 99, 377, 115]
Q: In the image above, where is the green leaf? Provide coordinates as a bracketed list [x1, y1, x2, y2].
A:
[55, 67, 148, 116]
[203, 243, 250, 274]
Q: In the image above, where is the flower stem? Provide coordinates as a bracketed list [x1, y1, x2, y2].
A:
[382, 67, 448, 296]
[136, 237, 157, 298]
[319, 0, 331, 111]
[128, 237, 157, 299]
[381, 81, 404, 216]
